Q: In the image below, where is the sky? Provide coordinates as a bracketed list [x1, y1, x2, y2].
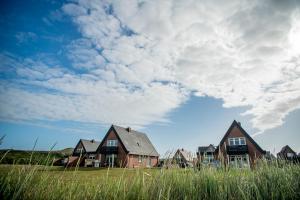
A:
[0, 0, 300, 155]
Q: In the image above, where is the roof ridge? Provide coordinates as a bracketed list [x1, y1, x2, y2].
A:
[113, 124, 147, 135]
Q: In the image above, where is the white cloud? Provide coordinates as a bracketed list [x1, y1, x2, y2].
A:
[0, 52, 187, 129]
[15, 32, 37, 43]
[1, 0, 300, 133]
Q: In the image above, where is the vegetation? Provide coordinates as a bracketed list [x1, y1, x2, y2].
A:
[0, 160, 299, 200]
[0, 148, 73, 165]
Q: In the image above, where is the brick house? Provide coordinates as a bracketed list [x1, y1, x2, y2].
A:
[96, 125, 159, 168]
[277, 145, 297, 160]
[69, 139, 101, 167]
[197, 144, 216, 164]
[215, 120, 266, 168]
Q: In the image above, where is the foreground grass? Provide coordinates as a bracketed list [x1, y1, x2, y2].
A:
[0, 162, 300, 200]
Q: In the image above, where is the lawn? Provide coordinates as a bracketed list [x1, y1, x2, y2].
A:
[0, 164, 160, 181]
[0, 162, 300, 200]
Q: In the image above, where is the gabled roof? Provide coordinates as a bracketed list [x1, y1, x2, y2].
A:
[278, 145, 296, 155]
[99, 125, 159, 157]
[79, 139, 100, 153]
[175, 148, 193, 162]
[198, 144, 216, 153]
[219, 120, 265, 154]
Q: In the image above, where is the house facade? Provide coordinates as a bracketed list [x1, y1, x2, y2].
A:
[277, 145, 297, 160]
[197, 144, 216, 164]
[70, 139, 101, 167]
[96, 125, 159, 168]
[216, 120, 266, 168]
[173, 148, 194, 168]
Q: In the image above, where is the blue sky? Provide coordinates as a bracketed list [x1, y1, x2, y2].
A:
[0, 0, 300, 155]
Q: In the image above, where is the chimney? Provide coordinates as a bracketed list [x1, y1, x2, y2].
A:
[181, 148, 184, 151]
[237, 121, 241, 126]
[91, 139, 95, 143]
[126, 127, 131, 132]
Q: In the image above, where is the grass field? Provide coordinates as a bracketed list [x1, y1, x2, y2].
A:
[0, 161, 300, 200]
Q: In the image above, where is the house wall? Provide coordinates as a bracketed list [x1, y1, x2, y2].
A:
[127, 154, 158, 168]
[98, 128, 128, 167]
[278, 147, 297, 158]
[219, 125, 264, 168]
[197, 152, 215, 162]
[73, 142, 85, 155]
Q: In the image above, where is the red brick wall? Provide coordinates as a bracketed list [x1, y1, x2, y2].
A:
[127, 154, 158, 168]
[219, 126, 264, 167]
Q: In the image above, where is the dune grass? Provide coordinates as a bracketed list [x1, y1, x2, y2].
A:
[0, 160, 299, 200]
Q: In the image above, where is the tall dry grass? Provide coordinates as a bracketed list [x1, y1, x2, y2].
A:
[0, 159, 299, 200]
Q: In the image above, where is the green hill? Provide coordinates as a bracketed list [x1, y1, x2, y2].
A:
[0, 148, 73, 165]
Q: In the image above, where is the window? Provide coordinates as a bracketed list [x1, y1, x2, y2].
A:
[106, 154, 117, 167]
[240, 138, 246, 145]
[89, 155, 95, 159]
[107, 140, 118, 147]
[76, 147, 84, 153]
[138, 155, 142, 163]
[147, 157, 151, 167]
[287, 153, 294, 158]
[229, 155, 249, 168]
[229, 138, 235, 146]
[203, 153, 214, 163]
[228, 137, 246, 146]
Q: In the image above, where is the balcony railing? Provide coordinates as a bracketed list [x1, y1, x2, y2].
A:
[99, 146, 118, 154]
[227, 145, 248, 155]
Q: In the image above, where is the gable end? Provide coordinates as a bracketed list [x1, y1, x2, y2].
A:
[96, 125, 129, 153]
[219, 120, 265, 154]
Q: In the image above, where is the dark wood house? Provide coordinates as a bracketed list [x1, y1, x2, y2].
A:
[277, 145, 297, 160]
[216, 120, 266, 168]
[197, 144, 216, 164]
[70, 139, 101, 167]
[96, 125, 159, 168]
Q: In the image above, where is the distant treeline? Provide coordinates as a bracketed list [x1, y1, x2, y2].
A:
[0, 148, 73, 165]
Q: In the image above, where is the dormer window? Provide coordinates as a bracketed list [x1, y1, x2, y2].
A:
[107, 140, 118, 147]
[228, 137, 246, 146]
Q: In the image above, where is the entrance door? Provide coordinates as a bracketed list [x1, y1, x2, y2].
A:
[106, 154, 117, 168]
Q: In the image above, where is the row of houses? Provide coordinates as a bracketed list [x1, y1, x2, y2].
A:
[172, 120, 299, 168]
[172, 120, 264, 168]
[65, 120, 298, 169]
[66, 125, 159, 168]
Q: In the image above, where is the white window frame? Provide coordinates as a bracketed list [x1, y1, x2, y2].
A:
[106, 154, 117, 168]
[228, 154, 250, 168]
[76, 147, 84, 153]
[239, 137, 246, 145]
[138, 155, 143, 163]
[228, 137, 246, 146]
[107, 139, 118, 147]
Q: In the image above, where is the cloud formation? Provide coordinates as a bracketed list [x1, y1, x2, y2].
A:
[1, 0, 300, 133]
